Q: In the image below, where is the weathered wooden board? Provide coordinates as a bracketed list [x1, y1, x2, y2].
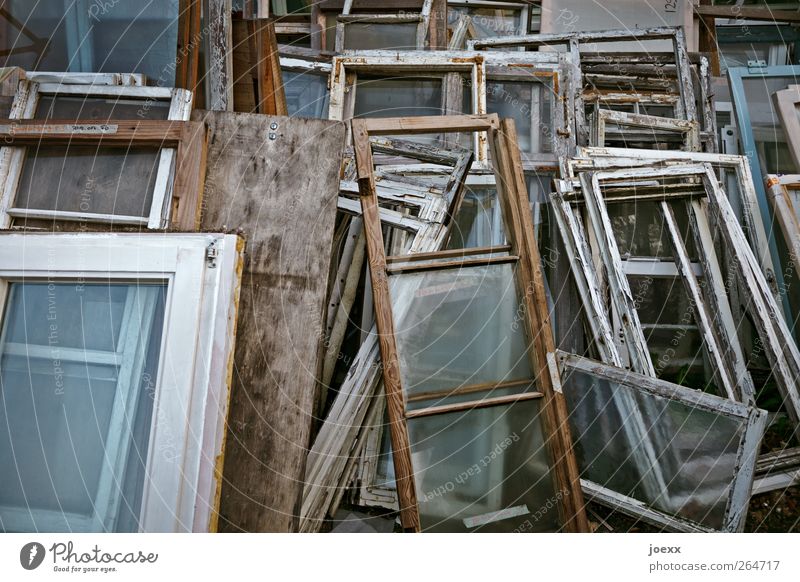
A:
[194, 110, 345, 531]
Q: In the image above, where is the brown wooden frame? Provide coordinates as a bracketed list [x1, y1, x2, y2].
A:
[352, 113, 588, 532]
[232, 17, 287, 114]
[0, 120, 208, 230]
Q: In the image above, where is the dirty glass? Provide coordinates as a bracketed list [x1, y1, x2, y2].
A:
[447, 6, 521, 39]
[608, 201, 698, 260]
[389, 263, 532, 396]
[11, 96, 169, 221]
[14, 146, 160, 218]
[2, 1, 180, 84]
[0, 282, 167, 532]
[561, 364, 745, 530]
[408, 398, 560, 532]
[282, 70, 330, 118]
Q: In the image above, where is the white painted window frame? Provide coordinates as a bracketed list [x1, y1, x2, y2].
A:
[0, 82, 193, 229]
[559, 351, 767, 533]
[0, 232, 243, 532]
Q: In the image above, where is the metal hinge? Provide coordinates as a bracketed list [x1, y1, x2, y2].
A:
[206, 240, 219, 268]
[747, 59, 768, 73]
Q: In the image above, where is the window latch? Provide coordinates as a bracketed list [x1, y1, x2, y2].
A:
[206, 240, 219, 268]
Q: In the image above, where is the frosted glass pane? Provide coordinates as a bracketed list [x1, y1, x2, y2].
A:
[562, 366, 744, 530]
[487, 80, 553, 154]
[408, 398, 560, 532]
[0, 282, 167, 532]
[390, 263, 533, 397]
[3, 1, 180, 84]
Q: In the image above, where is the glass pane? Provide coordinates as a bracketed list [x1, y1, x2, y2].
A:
[0, 282, 167, 532]
[408, 398, 560, 532]
[343, 23, 418, 51]
[487, 80, 553, 154]
[390, 263, 533, 397]
[355, 76, 444, 118]
[282, 70, 330, 119]
[740, 76, 798, 174]
[562, 366, 744, 530]
[14, 146, 160, 218]
[3, 1, 180, 84]
[447, 185, 504, 249]
[719, 42, 770, 73]
[35, 96, 170, 121]
[609, 201, 698, 260]
[447, 6, 521, 39]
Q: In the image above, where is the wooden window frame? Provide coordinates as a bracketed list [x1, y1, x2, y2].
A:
[301, 133, 474, 531]
[773, 85, 800, 172]
[558, 351, 767, 533]
[0, 232, 243, 532]
[0, 114, 207, 231]
[351, 113, 588, 532]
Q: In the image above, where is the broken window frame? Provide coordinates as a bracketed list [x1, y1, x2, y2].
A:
[0, 111, 206, 231]
[468, 27, 698, 148]
[555, 162, 800, 424]
[0, 232, 243, 532]
[591, 109, 702, 152]
[557, 351, 767, 533]
[728, 64, 800, 332]
[351, 113, 588, 532]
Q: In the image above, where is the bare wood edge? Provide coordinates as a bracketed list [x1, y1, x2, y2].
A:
[352, 117, 421, 532]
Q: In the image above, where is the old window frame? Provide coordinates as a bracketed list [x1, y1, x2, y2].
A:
[0, 116, 207, 231]
[0, 0, 200, 92]
[558, 351, 767, 533]
[0, 232, 243, 532]
[352, 113, 588, 532]
[469, 27, 698, 148]
[329, 52, 488, 162]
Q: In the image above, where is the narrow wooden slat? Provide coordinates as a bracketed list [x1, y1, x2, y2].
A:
[352, 118, 420, 532]
[386, 244, 511, 263]
[406, 392, 544, 419]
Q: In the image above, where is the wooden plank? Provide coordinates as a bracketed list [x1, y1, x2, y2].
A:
[176, 0, 202, 96]
[352, 117, 421, 532]
[195, 110, 345, 532]
[206, 0, 234, 111]
[0, 119, 190, 145]
[363, 114, 498, 135]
